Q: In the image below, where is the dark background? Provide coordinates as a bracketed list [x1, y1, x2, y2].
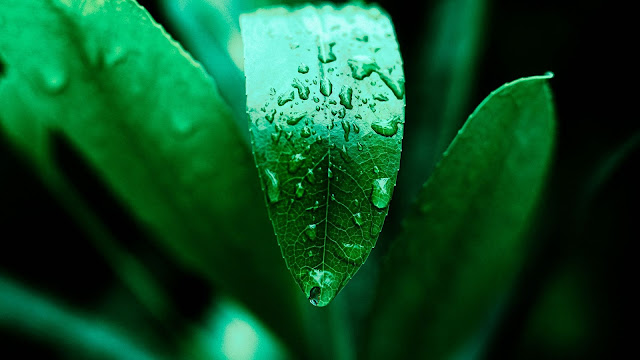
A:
[1, 0, 636, 358]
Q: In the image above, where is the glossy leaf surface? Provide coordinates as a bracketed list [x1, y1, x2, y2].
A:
[241, 4, 405, 306]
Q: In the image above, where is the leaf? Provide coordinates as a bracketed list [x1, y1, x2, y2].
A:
[0, 275, 163, 360]
[395, 0, 487, 219]
[241, 4, 405, 307]
[367, 74, 556, 359]
[0, 0, 307, 352]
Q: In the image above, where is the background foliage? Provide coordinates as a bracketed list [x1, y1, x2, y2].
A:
[1, 0, 635, 359]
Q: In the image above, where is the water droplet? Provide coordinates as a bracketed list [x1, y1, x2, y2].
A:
[285, 131, 293, 140]
[278, 91, 295, 106]
[292, 78, 310, 100]
[329, 99, 337, 105]
[309, 286, 321, 306]
[363, 98, 369, 104]
[320, 78, 332, 96]
[339, 85, 353, 109]
[313, 96, 320, 103]
[328, 168, 334, 178]
[339, 144, 351, 162]
[373, 93, 389, 101]
[337, 108, 346, 119]
[318, 42, 337, 63]
[289, 153, 306, 173]
[315, 135, 323, 143]
[271, 133, 279, 143]
[371, 177, 392, 209]
[357, 142, 364, 151]
[315, 105, 321, 112]
[295, 182, 305, 198]
[265, 169, 280, 203]
[353, 123, 360, 133]
[305, 224, 317, 241]
[373, 165, 380, 174]
[355, 114, 362, 120]
[348, 55, 379, 80]
[274, 123, 283, 132]
[341, 122, 351, 142]
[353, 212, 363, 226]
[301, 126, 312, 138]
[269, 88, 276, 96]
[306, 168, 316, 183]
[371, 116, 400, 137]
[298, 63, 309, 73]
[286, 112, 306, 125]
[378, 72, 405, 99]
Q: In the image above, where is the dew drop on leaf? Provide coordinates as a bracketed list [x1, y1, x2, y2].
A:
[301, 126, 312, 138]
[371, 115, 400, 136]
[373, 93, 388, 101]
[265, 168, 280, 203]
[371, 177, 392, 209]
[309, 286, 321, 306]
[292, 78, 310, 100]
[347, 55, 379, 80]
[305, 224, 317, 241]
[339, 85, 353, 109]
[295, 182, 305, 198]
[289, 153, 306, 173]
[341, 121, 351, 142]
[353, 212, 363, 226]
[278, 90, 295, 106]
[318, 41, 337, 63]
[298, 63, 309, 73]
[320, 78, 332, 96]
[286, 112, 306, 125]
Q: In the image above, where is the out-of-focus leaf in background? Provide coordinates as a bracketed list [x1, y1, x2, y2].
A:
[0, 275, 162, 360]
[393, 0, 486, 225]
[0, 0, 307, 355]
[368, 74, 556, 360]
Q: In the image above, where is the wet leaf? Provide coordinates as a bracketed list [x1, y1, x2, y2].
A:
[0, 0, 306, 351]
[368, 74, 556, 359]
[241, 4, 405, 306]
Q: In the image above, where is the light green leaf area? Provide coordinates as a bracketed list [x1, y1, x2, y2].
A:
[0, 0, 306, 349]
[241, 4, 405, 307]
[369, 74, 556, 359]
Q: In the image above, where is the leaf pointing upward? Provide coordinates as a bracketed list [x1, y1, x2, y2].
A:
[241, 4, 405, 307]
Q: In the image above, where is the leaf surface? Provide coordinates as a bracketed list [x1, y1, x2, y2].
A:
[0, 0, 306, 351]
[241, 4, 405, 306]
[368, 74, 556, 359]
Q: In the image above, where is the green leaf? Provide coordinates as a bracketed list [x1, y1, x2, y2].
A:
[367, 74, 556, 359]
[241, 4, 405, 307]
[0, 0, 307, 351]
[0, 275, 162, 360]
[395, 0, 487, 216]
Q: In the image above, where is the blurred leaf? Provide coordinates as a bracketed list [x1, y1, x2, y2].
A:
[395, 0, 486, 222]
[241, 4, 405, 307]
[0, 274, 163, 360]
[0, 0, 307, 352]
[367, 74, 556, 360]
